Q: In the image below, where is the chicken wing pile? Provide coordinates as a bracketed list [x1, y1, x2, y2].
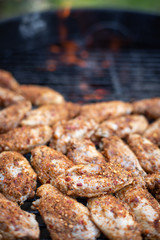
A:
[0, 69, 160, 240]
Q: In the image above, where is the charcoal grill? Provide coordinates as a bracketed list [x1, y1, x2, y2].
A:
[0, 8, 160, 240]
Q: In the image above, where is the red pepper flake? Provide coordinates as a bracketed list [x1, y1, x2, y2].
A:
[65, 177, 71, 182]
[67, 200, 73, 204]
[95, 201, 99, 205]
[77, 183, 83, 187]
[79, 219, 85, 225]
[131, 197, 139, 203]
[154, 219, 159, 228]
[49, 225, 53, 229]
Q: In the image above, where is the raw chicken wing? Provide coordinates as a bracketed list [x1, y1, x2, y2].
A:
[0, 87, 25, 107]
[33, 184, 100, 240]
[0, 125, 52, 154]
[0, 193, 39, 239]
[56, 163, 133, 197]
[31, 145, 73, 185]
[145, 173, 160, 202]
[0, 69, 19, 91]
[0, 151, 37, 204]
[144, 119, 160, 146]
[88, 194, 142, 240]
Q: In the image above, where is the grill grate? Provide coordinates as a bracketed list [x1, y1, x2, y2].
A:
[1, 46, 160, 240]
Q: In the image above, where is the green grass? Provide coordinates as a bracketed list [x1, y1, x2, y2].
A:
[0, 0, 160, 19]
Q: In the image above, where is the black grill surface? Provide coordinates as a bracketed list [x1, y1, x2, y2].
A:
[1, 46, 160, 239]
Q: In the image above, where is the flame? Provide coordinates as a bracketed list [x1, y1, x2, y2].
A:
[58, 8, 71, 19]
[46, 60, 56, 72]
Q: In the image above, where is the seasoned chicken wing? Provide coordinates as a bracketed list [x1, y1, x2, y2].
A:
[21, 104, 68, 126]
[101, 136, 146, 177]
[31, 145, 73, 185]
[0, 151, 37, 204]
[80, 101, 133, 123]
[95, 115, 148, 139]
[133, 97, 160, 119]
[20, 84, 65, 105]
[0, 87, 25, 107]
[88, 194, 142, 240]
[116, 184, 160, 240]
[0, 69, 19, 91]
[127, 134, 160, 173]
[0, 193, 39, 239]
[50, 116, 98, 154]
[65, 102, 81, 119]
[145, 173, 160, 202]
[66, 138, 106, 165]
[144, 119, 160, 146]
[0, 100, 31, 133]
[0, 125, 52, 154]
[33, 184, 99, 240]
[55, 163, 133, 198]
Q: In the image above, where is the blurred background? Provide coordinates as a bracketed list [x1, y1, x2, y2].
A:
[0, 0, 160, 19]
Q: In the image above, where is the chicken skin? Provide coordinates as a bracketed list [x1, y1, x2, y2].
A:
[127, 134, 160, 173]
[31, 145, 73, 185]
[133, 97, 160, 119]
[50, 116, 98, 154]
[66, 138, 106, 165]
[55, 163, 133, 198]
[101, 136, 146, 177]
[33, 184, 100, 240]
[21, 104, 68, 126]
[0, 125, 52, 154]
[144, 119, 160, 146]
[88, 194, 142, 240]
[20, 84, 65, 105]
[116, 184, 160, 240]
[95, 115, 148, 139]
[145, 173, 160, 202]
[0, 193, 39, 239]
[0, 69, 19, 91]
[0, 87, 25, 107]
[0, 151, 37, 204]
[80, 101, 133, 123]
[65, 102, 81, 119]
[0, 100, 31, 133]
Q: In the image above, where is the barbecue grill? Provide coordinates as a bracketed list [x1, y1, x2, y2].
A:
[0, 8, 160, 240]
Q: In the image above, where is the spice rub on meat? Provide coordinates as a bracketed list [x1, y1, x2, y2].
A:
[116, 184, 160, 240]
[0, 125, 52, 154]
[0, 87, 25, 107]
[50, 116, 98, 154]
[0, 151, 37, 204]
[88, 194, 142, 240]
[127, 134, 160, 173]
[0, 69, 20, 91]
[31, 145, 73, 185]
[55, 163, 133, 198]
[133, 97, 160, 119]
[145, 173, 160, 202]
[19, 84, 65, 105]
[101, 136, 146, 177]
[144, 119, 160, 146]
[32, 184, 100, 240]
[0, 100, 31, 133]
[21, 104, 68, 126]
[0, 193, 39, 239]
[95, 115, 148, 139]
[66, 138, 106, 165]
[80, 101, 133, 123]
